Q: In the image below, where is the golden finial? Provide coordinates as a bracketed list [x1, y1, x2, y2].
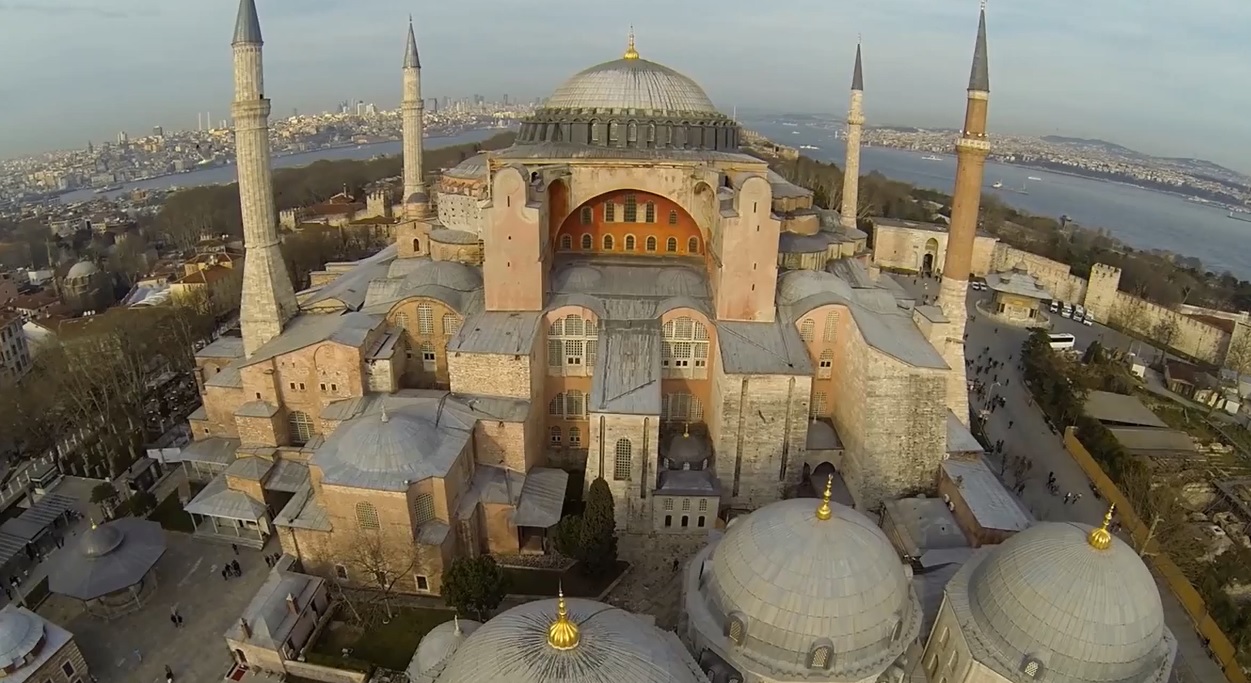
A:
[623, 26, 639, 60]
[453, 614, 461, 635]
[815, 474, 835, 520]
[683, 422, 690, 438]
[547, 586, 581, 650]
[1087, 503, 1115, 550]
[90, 517, 98, 530]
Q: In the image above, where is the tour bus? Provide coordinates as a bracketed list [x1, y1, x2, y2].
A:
[1048, 333, 1077, 350]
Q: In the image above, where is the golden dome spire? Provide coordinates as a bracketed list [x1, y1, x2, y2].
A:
[815, 474, 835, 521]
[683, 422, 690, 438]
[547, 586, 581, 650]
[1087, 503, 1116, 550]
[623, 26, 639, 60]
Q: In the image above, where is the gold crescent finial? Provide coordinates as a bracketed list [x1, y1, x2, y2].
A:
[683, 422, 690, 438]
[816, 474, 835, 520]
[624, 26, 639, 60]
[1087, 503, 1115, 550]
[979, 0, 987, 11]
[547, 585, 581, 650]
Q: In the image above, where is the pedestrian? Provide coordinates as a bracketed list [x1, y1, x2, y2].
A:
[133, 648, 142, 663]
[1008, 420, 1014, 429]
[165, 665, 173, 678]
[672, 558, 679, 572]
[167, 674, 175, 683]
[170, 613, 179, 628]
[231, 543, 239, 555]
[264, 555, 272, 568]
[231, 559, 241, 576]
[222, 567, 230, 581]
[176, 613, 184, 627]
[1063, 492, 1072, 504]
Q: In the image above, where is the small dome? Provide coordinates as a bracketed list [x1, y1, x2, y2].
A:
[666, 430, 710, 467]
[406, 617, 480, 678]
[543, 58, 719, 116]
[702, 496, 918, 675]
[0, 609, 44, 669]
[66, 261, 99, 278]
[80, 523, 123, 557]
[444, 153, 488, 180]
[436, 597, 702, 683]
[557, 266, 602, 291]
[967, 521, 1169, 683]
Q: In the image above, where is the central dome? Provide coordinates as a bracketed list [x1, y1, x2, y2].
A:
[543, 56, 719, 116]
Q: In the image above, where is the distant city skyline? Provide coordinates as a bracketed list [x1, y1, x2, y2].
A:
[1, 0, 1248, 172]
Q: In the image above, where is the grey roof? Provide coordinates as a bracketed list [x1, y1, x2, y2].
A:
[717, 318, 814, 375]
[225, 456, 274, 482]
[765, 170, 812, 199]
[196, 336, 244, 360]
[882, 497, 969, 558]
[444, 153, 488, 179]
[693, 497, 920, 677]
[265, 459, 310, 493]
[0, 493, 76, 541]
[361, 255, 482, 315]
[242, 311, 380, 367]
[457, 466, 524, 520]
[66, 260, 99, 278]
[0, 607, 45, 669]
[300, 245, 398, 311]
[407, 618, 481, 681]
[456, 394, 530, 422]
[941, 458, 1032, 532]
[204, 361, 243, 388]
[513, 468, 569, 528]
[968, 8, 990, 92]
[449, 311, 541, 355]
[273, 483, 332, 531]
[184, 474, 267, 521]
[234, 401, 278, 419]
[914, 562, 961, 639]
[187, 405, 208, 421]
[852, 42, 865, 91]
[403, 19, 421, 69]
[915, 304, 948, 324]
[542, 56, 720, 116]
[232, 0, 262, 45]
[179, 438, 240, 466]
[656, 469, 719, 496]
[227, 568, 325, 649]
[312, 395, 476, 491]
[947, 411, 984, 453]
[590, 321, 661, 415]
[953, 523, 1176, 683]
[47, 517, 166, 601]
[805, 419, 843, 451]
[0, 534, 27, 567]
[1083, 391, 1168, 428]
[1106, 426, 1196, 455]
[666, 431, 712, 466]
[429, 228, 480, 245]
[986, 271, 1051, 300]
[436, 597, 704, 683]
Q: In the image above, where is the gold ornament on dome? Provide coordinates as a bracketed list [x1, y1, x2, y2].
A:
[1087, 504, 1115, 550]
[624, 26, 639, 60]
[547, 586, 581, 650]
[815, 474, 835, 521]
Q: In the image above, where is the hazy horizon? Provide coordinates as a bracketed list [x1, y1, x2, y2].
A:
[1, 0, 1247, 174]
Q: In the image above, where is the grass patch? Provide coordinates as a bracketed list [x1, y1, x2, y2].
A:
[147, 491, 195, 533]
[503, 560, 628, 598]
[310, 606, 455, 671]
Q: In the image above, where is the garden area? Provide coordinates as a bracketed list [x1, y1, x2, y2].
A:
[502, 560, 628, 598]
[307, 604, 456, 671]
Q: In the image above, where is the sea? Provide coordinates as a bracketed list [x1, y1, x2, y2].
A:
[749, 120, 1251, 280]
[65, 122, 1251, 280]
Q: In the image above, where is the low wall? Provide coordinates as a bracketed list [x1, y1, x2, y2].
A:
[1108, 292, 1229, 363]
[990, 244, 1087, 304]
[1062, 428, 1247, 683]
[284, 660, 370, 683]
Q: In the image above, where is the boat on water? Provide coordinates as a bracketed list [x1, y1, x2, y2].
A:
[1229, 211, 1251, 224]
[799, 145, 820, 150]
[1028, 176, 1042, 181]
[921, 154, 942, 161]
[992, 181, 1003, 189]
[93, 184, 121, 194]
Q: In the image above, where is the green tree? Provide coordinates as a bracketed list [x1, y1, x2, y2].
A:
[90, 483, 118, 505]
[441, 555, 508, 620]
[127, 491, 158, 517]
[577, 478, 618, 578]
[551, 514, 582, 558]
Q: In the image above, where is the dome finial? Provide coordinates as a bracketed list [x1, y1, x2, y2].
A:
[815, 474, 835, 520]
[453, 614, 461, 634]
[683, 422, 689, 438]
[624, 26, 639, 60]
[548, 585, 581, 650]
[380, 402, 389, 423]
[1088, 503, 1115, 550]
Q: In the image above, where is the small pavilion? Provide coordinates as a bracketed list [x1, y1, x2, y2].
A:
[982, 270, 1052, 325]
[46, 518, 166, 620]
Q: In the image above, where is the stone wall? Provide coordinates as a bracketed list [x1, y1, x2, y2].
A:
[283, 660, 368, 683]
[712, 373, 810, 509]
[991, 244, 1087, 304]
[1108, 291, 1229, 363]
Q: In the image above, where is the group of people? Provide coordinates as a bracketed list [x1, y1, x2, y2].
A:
[221, 558, 242, 581]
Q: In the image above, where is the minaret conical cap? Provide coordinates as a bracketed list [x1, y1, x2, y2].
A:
[404, 17, 421, 69]
[232, 0, 263, 46]
[851, 41, 864, 91]
[968, 4, 990, 92]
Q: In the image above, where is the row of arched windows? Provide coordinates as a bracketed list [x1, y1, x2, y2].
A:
[579, 199, 679, 226]
[662, 317, 711, 379]
[798, 311, 840, 344]
[558, 233, 701, 255]
[548, 391, 587, 419]
[549, 425, 582, 446]
[394, 304, 461, 337]
[548, 314, 598, 375]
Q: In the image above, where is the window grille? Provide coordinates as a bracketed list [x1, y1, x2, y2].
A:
[645, 202, 656, 223]
[625, 235, 636, 250]
[442, 314, 461, 336]
[581, 233, 593, 249]
[580, 206, 592, 224]
[688, 236, 700, 253]
[646, 236, 657, 252]
[413, 494, 435, 525]
[799, 318, 816, 342]
[417, 304, 434, 334]
[624, 194, 638, 222]
[613, 439, 632, 480]
[288, 411, 314, 445]
[355, 502, 380, 530]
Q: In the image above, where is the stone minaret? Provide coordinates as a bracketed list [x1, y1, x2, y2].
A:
[232, 0, 297, 357]
[402, 18, 429, 219]
[937, 6, 991, 425]
[839, 42, 865, 232]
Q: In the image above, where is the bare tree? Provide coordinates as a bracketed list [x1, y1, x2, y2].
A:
[344, 529, 423, 623]
[1111, 294, 1149, 334]
[1151, 315, 1182, 355]
[1223, 324, 1251, 389]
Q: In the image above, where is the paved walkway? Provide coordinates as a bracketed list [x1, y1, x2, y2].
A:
[605, 533, 707, 629]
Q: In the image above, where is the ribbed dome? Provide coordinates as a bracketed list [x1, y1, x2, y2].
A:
[0, 609, 43, 669]
[703, 497, 918, 675]
[967, 522, 1169, 683]
[436, 598, 702, 683]
[406, 618, 480, 679]
[66, 261, 99, 278]
[543, 58, 719, 116]
[80, 523, 123, 557]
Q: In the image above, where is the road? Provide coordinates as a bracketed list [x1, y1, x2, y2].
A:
[900, 275, 1227, 683]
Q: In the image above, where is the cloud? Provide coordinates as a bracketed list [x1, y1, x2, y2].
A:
[0, 1, 146, 18]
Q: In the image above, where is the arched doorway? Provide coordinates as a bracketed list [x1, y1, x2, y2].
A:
[921, 238, 940, 275]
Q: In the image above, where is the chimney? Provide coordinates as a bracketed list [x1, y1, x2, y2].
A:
[239, 618, 251, 639]
[285, 593, 299, 616]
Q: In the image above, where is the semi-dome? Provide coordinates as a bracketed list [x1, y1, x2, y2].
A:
[700, 485, 919, 676]
[965, 514, 1171, 683]
[0, 609, 44, 669]
[66, 260, 99, 278]
[436, 596, 702, 683]
[406, 617, 480, 680]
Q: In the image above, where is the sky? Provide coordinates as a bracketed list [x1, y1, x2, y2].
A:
[0, 0, 1248, 172]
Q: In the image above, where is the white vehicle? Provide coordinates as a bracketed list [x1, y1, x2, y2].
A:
[1061, 305, 1074, 318]
[1049, 300, 1061, 313]
[1075, 305, 1086, 317]
[1082, 313, 1095, 326]
[1048, 333, 1077, 350]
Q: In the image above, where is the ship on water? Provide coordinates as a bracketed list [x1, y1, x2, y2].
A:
[1229, 210, 1251, 224]
[921, 154, 942, 161]
[1027, 176, 1042, 181]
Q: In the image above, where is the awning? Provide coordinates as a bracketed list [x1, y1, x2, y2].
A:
[184, 475, 267, 521]
[513, 468, 568, 528]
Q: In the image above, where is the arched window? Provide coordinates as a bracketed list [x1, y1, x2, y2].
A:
[647, 123, 656, 144]
[355, 501, 380, 530]
[666, 237, 678, 253]
[644, 202, 656, 223]
[580, 206, 592, 225]
[891, 619, 904, 643]
[605, 202, 616, 222]
[799, 318, 815, 342]
[807, 643, 833, 670]
[288, 410, 314, 446]
[818, 350, 834, 379]
[687, 236, 700, 253]
[442, 314, 462, 336]
[568, 426, 582, 446]
[548, 396, 562, 415]
[613, 439, 632, 480]
[420, 342, 436, 370]
[394, 312, 409, 330]
[725, 613, 747, 646]
[668, 209, 679, 225]
[560, 234, 573, 251]
[602, 234, 614, 251]
[412, 238, 422, 254]
[413, 493, 435, 525]
[627, 121, 637, 143]
[581, 233, 593, 250]
[661, 316, 711, 379]
[564, 390, 584, 417]
[623, 194, 638, 222]
[417, 303, 434, 334]
[624, 235, 636, 251]
[590, 119, 601, 144]
[824, 310, 841, 342]
[548, 315, 596, 375]
[662, 393, 705, 422]
[549, 426, 562, 444]
[646, 236, 658, 252]
[608, 121, 620, 144]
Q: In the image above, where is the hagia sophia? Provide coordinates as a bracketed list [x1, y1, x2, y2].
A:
[176, 1, 1182, 682]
